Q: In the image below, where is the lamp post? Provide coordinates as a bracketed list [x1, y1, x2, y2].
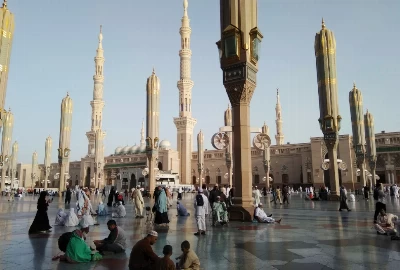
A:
[217, 0, 263, 221]
[1, 109, 13, 191]
[9, 140, 17, 191]
[58, 93, 73, 192]
[224, 105, 233, 187]
[44, 136, 52, 190]
[261, 123, 271, 191]
[365, 110, 377, 187]
[146, 137, 159, 197]
[197, 130, 204, 186]
[314, 19, 341, 199]
[349, 83, 367, 187]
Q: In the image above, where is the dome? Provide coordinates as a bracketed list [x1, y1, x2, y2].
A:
[90, 148, 95, 155]
[121, 146, 130, 154]
[138, 144, 146, 153]
[130, 145, 139, 154]
[159, 140, 171, 150]
[115, 146, 123, 155]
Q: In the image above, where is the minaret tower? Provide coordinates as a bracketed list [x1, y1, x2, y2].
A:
[86, 26, 106, 188]
[173, 0, 197, 184]
[275, 89, 284, 145]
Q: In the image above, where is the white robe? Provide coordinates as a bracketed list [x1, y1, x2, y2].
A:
[133, 189, 144, 216]
[254, 207, 275, 223]
[112, 204, 126, 218]
[253, 189, 261, 205]
[348, 194, 356, 202]
[194, 194, 209, 231]
[64, 208, 79, 227]
[55, 209, 67, 226]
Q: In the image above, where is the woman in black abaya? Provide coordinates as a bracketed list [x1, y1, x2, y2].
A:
[29, 191, 52, 234]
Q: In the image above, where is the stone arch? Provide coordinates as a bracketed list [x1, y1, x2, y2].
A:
[130, 174, 136, 190]
[192, 175, 197, 185]
[158, 162, 163, 171]
[85, 167, 91, 187]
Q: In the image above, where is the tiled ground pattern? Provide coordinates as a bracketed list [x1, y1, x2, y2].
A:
[0, 193, 399, 270]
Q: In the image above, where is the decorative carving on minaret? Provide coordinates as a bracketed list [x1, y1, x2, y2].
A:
[174, 0, 197, 185]
[275, 88, 284, 145]
[87, 26, 106, 157]
[140, 119, 145, 147]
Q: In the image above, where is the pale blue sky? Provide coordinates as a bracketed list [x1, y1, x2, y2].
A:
[6, 0, 400, 164]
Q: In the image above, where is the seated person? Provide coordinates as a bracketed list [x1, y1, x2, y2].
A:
[52, 224, 103, 263]
[129, 231, 160, 270]
[212, 196, 228, 225]
[391, 216, 400, 240]
[97, 201, 108, 216]
[348, 194, 356, 202]
[154, 245, 176, 270]
[375, 209, 398, 236]
[55, 208, 67, 226]
[112, 201, 126, 218]
[64, 208, 79, 227]
[177, 201, 190, 217]
[176, 240, 200, 270]
[94, 220, 126, 254]
[254, 203, 281, 224]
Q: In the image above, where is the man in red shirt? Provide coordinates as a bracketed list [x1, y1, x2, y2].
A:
[129, 231, 160, 270]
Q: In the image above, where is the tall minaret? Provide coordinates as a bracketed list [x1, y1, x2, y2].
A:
[173, 0, 197, 184]
[86, 25, 106, 155]
[275, 89, 284, 145]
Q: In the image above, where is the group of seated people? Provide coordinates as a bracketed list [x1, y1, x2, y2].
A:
[375, 209, 400, 240]
[129, 231, 200, 270]
[53, 219, 127, 263]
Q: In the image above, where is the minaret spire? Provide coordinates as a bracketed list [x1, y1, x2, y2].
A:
[86, 26, 106, 171]
[275, 88, 284, 145]
[174, 0, 197, 184]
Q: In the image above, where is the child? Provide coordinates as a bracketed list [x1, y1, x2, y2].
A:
[155, 245, 176, 270]
[176, 241, 200, 270]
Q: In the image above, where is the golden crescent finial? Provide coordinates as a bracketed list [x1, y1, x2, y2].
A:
[322, 18, 326, 29]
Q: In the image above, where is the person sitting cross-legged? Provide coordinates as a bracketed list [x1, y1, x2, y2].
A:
[375, 209, 398, 236]
[254, 203, 281, 224]
[93, 219, 127, 254]
[129, 231, 160, 270]
[212, 196, 228, 225]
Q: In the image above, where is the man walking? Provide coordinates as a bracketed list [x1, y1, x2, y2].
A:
[194, 188, 209, 236]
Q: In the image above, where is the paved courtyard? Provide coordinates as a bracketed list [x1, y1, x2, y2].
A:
[0, 192, 399, 270]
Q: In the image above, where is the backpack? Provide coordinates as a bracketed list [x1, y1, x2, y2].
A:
[196, 194, 204, 206]
[58, 232, 73, 252]
[117, 194, 123, 201]
[373, 188, 379, 200]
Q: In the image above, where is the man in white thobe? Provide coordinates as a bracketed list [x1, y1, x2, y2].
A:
[253, 187, 262, 206]
[254, 203, 281, 223]
[133, 186, 144, 218]
[112, 202, 126, 218]
[194, 188, 209, 236]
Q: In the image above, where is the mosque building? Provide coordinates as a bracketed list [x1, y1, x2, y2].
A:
[13, 1, 400, 192]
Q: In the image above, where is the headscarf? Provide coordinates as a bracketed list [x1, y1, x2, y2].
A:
[156, 189, 168, 213]
[79, 215, 90, 229]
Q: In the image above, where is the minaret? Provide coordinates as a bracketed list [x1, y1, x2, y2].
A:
[140, 119, 145, 147]
[173, 0, 197, 184]
[86, 26, 106, 154]
[58, 93, 73, 191]
[86, 26, 106, 188]
[146, 69, 160, 140]
[0, 108, 13, 191]
[275, 89, 284, 145]
[224, 104, 233, 187]
[0, 0, 15, 136]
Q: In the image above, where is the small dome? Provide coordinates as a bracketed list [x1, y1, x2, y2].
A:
[121, 146, 130, 154]
[131, 145, 139, 154]
[115, 146, 123, 155]
[90, 148, 95, 155]
[159, 140, 171, 150]
[139, 144, 146, 153]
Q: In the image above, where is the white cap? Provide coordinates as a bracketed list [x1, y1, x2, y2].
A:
[148, 230, 158, 237]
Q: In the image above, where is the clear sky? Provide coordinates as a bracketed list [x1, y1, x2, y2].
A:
[6, 0, 400, 164]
